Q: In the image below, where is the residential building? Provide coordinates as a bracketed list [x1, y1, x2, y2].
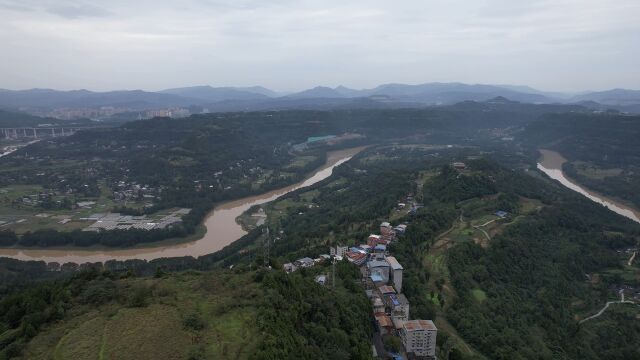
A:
[330, 245, 348, 257]
[315, 275, 327, 285]
[346, 251, 367, 266]
[385, 256, 404, 292]
[400, 320, 437, 359]
[368, 260, 390, 283]
[295, 257, 315, 268]
[375, 313, 394, 335]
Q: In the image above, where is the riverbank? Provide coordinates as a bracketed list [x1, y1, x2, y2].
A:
[0, 146, 366, 263]
[537, 149, 640, 223]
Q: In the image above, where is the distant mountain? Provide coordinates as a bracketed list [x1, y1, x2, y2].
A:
[2, 83, 638, 115]
[0, 89, 201, 110]
[286, 86, 346, 99]
[284, 83, 558, 104]
[159, 85, 273, 102]
[570, 89, 640, 106]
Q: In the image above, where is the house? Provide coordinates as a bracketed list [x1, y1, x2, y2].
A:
[374, 244, 387, 254]
[283, 263, 297, 273]
[385, 256, 404, 292]
[330, 245, 348, 257]
[367, 234, 383, 247]
[358, 244, 372, 253]
[394, 224, 407, 235]
[375, 313, 394, 336]
[368, 260, 390, 283]
[370, 274, 385, 285]
[295, 257, 315, 268]
[346, 251, 367, 266]
[315, 275, 327, 286]
[495, 210, 508, 218]
[378, 285, 396, 296]
[386, 293, 410, 323]
[380, 222, 395, 242]
[400, 320, 437, 359]
[372, 296, 385, 314]
[452, 162, 466, 170]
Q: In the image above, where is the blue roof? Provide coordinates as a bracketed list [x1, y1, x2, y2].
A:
[389, 294, 400, 307]
[495, 210, 508, 217]
[370, 274, 384, 282]
[374, 244, 386, 250]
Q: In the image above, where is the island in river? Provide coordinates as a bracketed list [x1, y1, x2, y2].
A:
[0, 146, 366, 264]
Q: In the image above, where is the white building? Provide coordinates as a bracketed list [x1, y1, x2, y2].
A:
[330, 245, 348, 257]
[385, 256, 404, 293]
[400, 320, 437, 359]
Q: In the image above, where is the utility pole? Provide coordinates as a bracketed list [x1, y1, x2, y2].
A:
[263, 226, 270, 268]
[332, 257, 336, 289]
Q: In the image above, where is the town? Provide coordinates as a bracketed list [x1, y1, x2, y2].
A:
[285, 219, 437, 360]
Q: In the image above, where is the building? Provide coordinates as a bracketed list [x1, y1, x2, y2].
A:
[387, 293, 410, 323]
[394, 224, 408, 235]
[400, 320, 437, 359]
[385, 256, 404, 293]
[452, 162, 466, 170]
[346, 251, 367, 266]
[378, 285, 396, 296]
[368, 260, 390, 283]
[380, 222, 396, 242]
[283, 263, 297, 273]
[295, 257, 315, 268]
[330, 245, 348, 257]
[315, 275, 327, 285]
[375, 313, 394, 335]
[374, 244, 387, 254]
[367, 234, 385, 247]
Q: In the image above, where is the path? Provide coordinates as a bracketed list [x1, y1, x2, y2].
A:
[579, 290, 638, 324]
[472, 218, 496, 242]
[629, 251, 637, 267]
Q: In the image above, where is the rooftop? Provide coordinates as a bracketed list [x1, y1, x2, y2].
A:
[378, 285, 396, 294]
[375, 314, 393, 328]
[403, 319, 437, 331]
[385, 256, 403, 270]
[368, 260, 389, 269]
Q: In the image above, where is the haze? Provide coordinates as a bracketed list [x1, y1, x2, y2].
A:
[1, 0, 639, 92]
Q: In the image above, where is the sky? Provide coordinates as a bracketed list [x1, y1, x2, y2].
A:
[1, 0, 639, 92]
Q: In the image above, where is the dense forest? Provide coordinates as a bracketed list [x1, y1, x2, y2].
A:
[1, 144, 640, 358]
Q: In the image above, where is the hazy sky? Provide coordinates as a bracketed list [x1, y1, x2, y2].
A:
[1, 0, 639, 92]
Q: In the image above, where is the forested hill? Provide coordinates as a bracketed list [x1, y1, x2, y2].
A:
[0, 109, 92, 128]
[1, 145, 640, 359]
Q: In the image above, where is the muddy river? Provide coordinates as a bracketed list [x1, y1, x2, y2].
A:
[537, 149, 640, 223]
[0, 146, 366, 263]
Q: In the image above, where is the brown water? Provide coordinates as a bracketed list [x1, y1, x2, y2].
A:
[537, 149, 640, 223]
[0, 146, 366, 263]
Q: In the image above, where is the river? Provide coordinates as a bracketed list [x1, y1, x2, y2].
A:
[0, 146, 366, 263]
[537, 149, 640, 223]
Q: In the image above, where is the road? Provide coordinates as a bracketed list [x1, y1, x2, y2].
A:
[579, 290, 638, 324]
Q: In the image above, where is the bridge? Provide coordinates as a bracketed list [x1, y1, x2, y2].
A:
[0, 127, 89, 140]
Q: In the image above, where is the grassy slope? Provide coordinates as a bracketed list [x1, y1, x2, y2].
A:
[24, 271, 260, 360]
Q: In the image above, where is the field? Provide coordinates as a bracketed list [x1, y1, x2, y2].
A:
[24, 271, 260, 360]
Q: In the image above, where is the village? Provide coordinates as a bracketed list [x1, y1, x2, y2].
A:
[284, 218, 437, 360]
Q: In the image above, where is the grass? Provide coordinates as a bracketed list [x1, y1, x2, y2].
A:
[571, 161, 623, 180]
[25, 271, 261, 360]
[285, 155, 318, 169]
[471, 288, 487, 303]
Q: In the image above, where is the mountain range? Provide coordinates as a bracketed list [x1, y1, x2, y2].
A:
[1, 83, 639, 114]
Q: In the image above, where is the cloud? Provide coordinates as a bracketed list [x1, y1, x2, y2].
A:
[0, 0, 638, 91]
[46, 4, 111, 19]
